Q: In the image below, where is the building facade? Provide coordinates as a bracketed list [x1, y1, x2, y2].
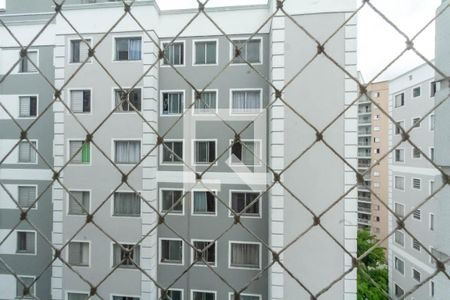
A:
[1, 0, 358, 299]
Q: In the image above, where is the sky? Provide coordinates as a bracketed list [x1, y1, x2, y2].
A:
[156, 0, 441, 82]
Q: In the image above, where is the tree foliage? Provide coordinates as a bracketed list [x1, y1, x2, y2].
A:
[357, 229, 389, 300]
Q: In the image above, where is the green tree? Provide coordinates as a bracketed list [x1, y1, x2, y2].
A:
[357, 229, 389, 300]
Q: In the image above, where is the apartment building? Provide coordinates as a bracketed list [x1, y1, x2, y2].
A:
[388, 62, 440, 299]
[1, 0, 358, 299]
[356, 81, 390, 239]
[0, 9, 55, 299]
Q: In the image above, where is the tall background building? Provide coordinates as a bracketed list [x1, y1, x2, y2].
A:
[1, 0, 358, 299]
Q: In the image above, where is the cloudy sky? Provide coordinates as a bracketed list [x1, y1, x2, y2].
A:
[156, 0, 441, 82]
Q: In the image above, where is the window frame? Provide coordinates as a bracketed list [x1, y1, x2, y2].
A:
[161, 40, 186, 67]
[111, 242, 141, 269]
[15, 230, 37, 255]
[66, 291, 90, 300]
[191, 89, 219, 116]
[229, 36, 263, 65]
[228, 190, 262, 218]
[192, 139, 218, 166]
[412, 178, 422, 191]
[110, 294, 141, 300]
[159, 289, 184, 300]
[160, 139, 184, 165]
[394, 202, 405, 218]
[67, 189, 91, 216]
[68, 37, 93, 64]
[67, 240, 91, 267]
[192, 39, 219, 66]
[111, 190, 142, 218]
[191, 239, 217, 267]
[394, 120, 405, 135]
[112, 139, 142, 165]
[191, 189, 218, 216]
[68, 88, 93, 115]
[429, 113, 435, 131]
[16, 275, 36, 298]
[113, 35, 143, 61]
[228, 241, 262, 270]
[190, 290, 217, 300]
[17, 94, 39, 119]
[67, 139, 92, 166]
[17, 140, 38, 165]
[393, 283, 404, 298]
[394, 93, 405, 108]
[394, 230, 405, 248]
[411, 116, 421, 128]
[229, 139, 262, 167]
[411, 146, 421, 159]
[394, 148, 405, 163]
[159, 188, 185, 215]
[17, 184, 38, 210]
[159, 237, 184, 266]
[430, 80, 440, 98]
[112, 87, 143, 113]
[412, 209, 422, 221]
[393, 176, 405, 191]
[394, 256, 405, 276]
[429, 213, 434, 231]
[229, 88, 263, 116]
[411, 85, 421, 98]
[412, 238, 421, 252]
[17, 49, 39, 74]
[160, 90, 185, 116]
[228, 293, 262, 300]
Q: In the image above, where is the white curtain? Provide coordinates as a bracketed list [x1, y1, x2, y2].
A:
[69, 141, 83, 163]
[69, 191, 89, 214]
[18, 186, 36, 208]
[246, 91, 261, 111]
[80, 40, 90, 61]
[114, 192, 140, 216]
[69, 242, 89, 266]
[115, 141, 140, 164]
[28, 51, 38, 72]
[231, 243, 259, 267]
[232, 91, 246, 112]
[241, 141, 255, 165]
[193, 192, 207, 213]
[195, 92, 216, 113]
[70, 91, 84, 113]
[129, 38, 141, 60]
[19, 96, 31, 117]
[18, 141, 36, 163]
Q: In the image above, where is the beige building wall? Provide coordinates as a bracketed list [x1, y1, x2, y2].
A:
[367, 81, 389, 250]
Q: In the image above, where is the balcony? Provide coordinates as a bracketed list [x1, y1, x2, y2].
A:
[358, 130, 371, 136]
[358, 206, 372, 213]
[358, 217, 371, 226]
[358, 196, 371, 202]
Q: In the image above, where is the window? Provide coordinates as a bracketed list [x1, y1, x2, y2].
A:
[70, 39, 91, 63]
[394, 149, 404, 162]
[430, 81, 440, 97]
[115, 89, 141, 112]
[161, 190, 183, 213]
[68, 191, 90, 215]
[19, 50, 38, 73]
[114, 141, 141, 164]
[373, 114, 380, 120]
[412, 239, 421, 251]
[412, 147, 421, 158]
[430, 281, 435, 297]
[113, 192, 141, 217]
[18, 141, 37, 163]
[115, 37, 141, 60]
[374, 148, 380, 154]
[194, 141, 216, 164]
[394, 93, 404, 107]
[395, 121, 404, 135]
[231, 90, 262, 114]
[373, 126, 380, 131]
[430, 213, 434, 231]
[192, 191, 216, 215]
[112, 296, 139, 300]
[430, 147, 435, 160]
[160, 239, 183, 264]
[194, 40, 217, 65]
[394, 203, 405, 218]
[412, 178, 421, 190]
[70, 90, 91, 113]
[394, 284, 404, 297]
[192, 240, 216, 265]
[67, 293, 89, 300]
[163, 42, 184, 65]
[192, 291, 215, 300]
[430, 114, 435, 131]
[69, 141, 90, 164]
[16, 231, 35, 254]
[232, 39, 261, 64]
[68, 242, 89, 266]
[19, 96, 37, 117]
[412, 86, 421, 97]
[373, 137, 380, 143]
[18, 186, 37, 208]
[231, 141, 260, 165]
[162, 141, 183, 163]
[430, 180, 435, 195]
[394, 176, 405, 190]
[373, 171, 380, 177]
[394, 257, 404, 274]
[412, 269, 421, 282]
[113, 244, 140, 268]
[413, 209, 421, 220]
[230, 242, 260, 269]
[412, 117, 421, 128]
[16, 276, 35, 298]
[162, 92, 183, 115]
[194, 91, 217, 114]
[161, 290, 182, 300]
[231, 192, 260, 216]
[395, 231, 404, 246]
